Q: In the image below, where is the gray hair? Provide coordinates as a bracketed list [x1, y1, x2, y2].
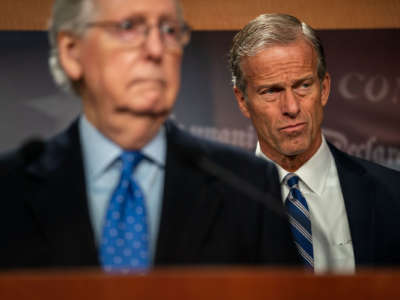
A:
[48, 0, 184, 93]
[48, 0, 96, 92]
[229, 13, 327, 95]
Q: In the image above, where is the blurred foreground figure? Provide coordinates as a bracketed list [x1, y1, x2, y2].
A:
[230, 13, 400, 272]
[0, 1, 300, 270]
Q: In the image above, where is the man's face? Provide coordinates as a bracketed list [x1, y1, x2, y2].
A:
[59, 0, 183, 148]
[234, 39, 330, 167]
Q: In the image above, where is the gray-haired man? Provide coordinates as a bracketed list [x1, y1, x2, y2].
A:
[0, 2, 299, 270]
[230, 13, 400, 272]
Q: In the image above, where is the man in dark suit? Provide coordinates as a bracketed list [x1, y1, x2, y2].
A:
[230, 13, 400, 272]
[0, 1, 299, 270]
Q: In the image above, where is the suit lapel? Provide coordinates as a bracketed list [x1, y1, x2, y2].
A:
[26, 121, 99, 267]
[329, 144, 375, 266]
[155, 122, 222, 265]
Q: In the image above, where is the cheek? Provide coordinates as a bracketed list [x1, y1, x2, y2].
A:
[314, 106, 324, 132]
[311, 101, 324, 124]
[103, 59, 129, 91]
[99, 51, 143, 101]
[165, 55, 182, 86]
[80, 45, 119, 94]
[103, 51, 137, 81]
[301, 101, 324, 138]
[162, 55, 182, 102]
[259, 105, 278, 126]
[249, 103, 277, 133]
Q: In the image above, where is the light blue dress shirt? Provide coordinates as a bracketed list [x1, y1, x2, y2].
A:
[79, 116, 166, 264]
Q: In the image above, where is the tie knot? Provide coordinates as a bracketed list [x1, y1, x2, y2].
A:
[285, 173, 299, 188]
[121, 151, 144, 172]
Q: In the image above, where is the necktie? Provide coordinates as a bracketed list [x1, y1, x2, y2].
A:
[284, 173, 314, 268]
[100, 151, 150, 272]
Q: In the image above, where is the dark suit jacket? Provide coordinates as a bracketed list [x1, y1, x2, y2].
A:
[329, 143, 400, 267]
[0, 121, 300, 269]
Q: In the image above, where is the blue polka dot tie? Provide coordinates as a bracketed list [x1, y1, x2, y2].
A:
[285, 173, 314, 269]
[100, 151, 150, 272]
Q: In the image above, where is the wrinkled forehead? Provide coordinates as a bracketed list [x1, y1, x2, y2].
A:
[242, 39, 318, 75]
[92, 0, 180, 21]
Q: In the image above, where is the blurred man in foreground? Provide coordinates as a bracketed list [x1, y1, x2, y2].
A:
[230, 13, 400, 273]
[0, 2, 299, 271]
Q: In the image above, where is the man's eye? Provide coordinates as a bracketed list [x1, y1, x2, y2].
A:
[119, 20, 134, 30]
[161, 23, 179, 36]
[299, 80, 314, 89]
[118, 18, 144, 31]
[260, 88, 276, 95]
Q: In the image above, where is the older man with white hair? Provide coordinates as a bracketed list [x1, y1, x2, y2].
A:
[0, 1, 300, 271]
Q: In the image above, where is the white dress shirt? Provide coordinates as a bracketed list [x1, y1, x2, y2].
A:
[79, 116, 166, 264]
[256, 136, 355, 273]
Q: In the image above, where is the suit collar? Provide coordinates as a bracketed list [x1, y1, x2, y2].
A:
[256, 136, 331, 196]
[328, 143, 375, 266]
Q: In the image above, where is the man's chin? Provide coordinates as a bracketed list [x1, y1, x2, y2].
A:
[280, 141, 309, 157]
[125, 91, 175, 114]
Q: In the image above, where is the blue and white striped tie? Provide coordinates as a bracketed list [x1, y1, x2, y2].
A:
[285, 173, 314, 269]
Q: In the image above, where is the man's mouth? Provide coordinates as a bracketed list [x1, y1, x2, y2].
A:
[279, 122, 306, 133]
[130, 78, 167, 88]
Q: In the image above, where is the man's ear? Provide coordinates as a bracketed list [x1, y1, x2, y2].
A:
[57, 32, 83, 81]
[320, 72, 331, 107]
[234, 86, 251, 119]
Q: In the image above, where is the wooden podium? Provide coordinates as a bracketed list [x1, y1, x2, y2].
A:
[0, 267, 400, 299]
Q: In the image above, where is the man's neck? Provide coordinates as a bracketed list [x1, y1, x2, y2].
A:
[259, 135, 323, 172]
[276, 154, 312, 172]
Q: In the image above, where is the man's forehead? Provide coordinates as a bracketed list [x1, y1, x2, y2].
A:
[257, 40, 314, 62]
[94, 0, 179, 20]
[242, 41, 317, 76]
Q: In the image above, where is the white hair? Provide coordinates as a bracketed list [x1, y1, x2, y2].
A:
[48, 0, 184, 94]
[48, 0, 96, 93]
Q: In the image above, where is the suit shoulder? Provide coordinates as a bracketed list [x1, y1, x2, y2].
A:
[165, 121, 278, 189]
[329, 143, 400, 184]
[166, 121, 274, 170]
[0, 121, 80, 180]
[358, 158, 400, 186]
[0, 148, 22, 177]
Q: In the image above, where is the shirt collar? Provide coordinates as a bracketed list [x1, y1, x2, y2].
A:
[141, 125, 166, 168]
[79, 115, 166, 181]
[255, 135, 332, 196]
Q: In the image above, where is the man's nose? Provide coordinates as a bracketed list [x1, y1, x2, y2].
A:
[143, 26, 165, 60]
[281, 89, 300, 117]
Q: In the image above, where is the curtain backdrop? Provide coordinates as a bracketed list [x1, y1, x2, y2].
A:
[1, 30, 399, 170]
